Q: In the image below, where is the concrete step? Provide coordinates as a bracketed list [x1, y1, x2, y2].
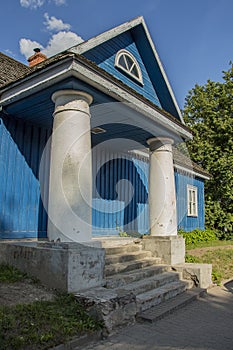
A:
[105, 250, 153, 265]
[114, 272, 181, 296]
[105, 257, 162, 277]
[105, 265, 170, 289]
[97, 237, 141, 248]
[137, 288, 207, 323]
[105, 243, 142, 255]
[136, 280, 191, 312]
[75, 276, 195, 332]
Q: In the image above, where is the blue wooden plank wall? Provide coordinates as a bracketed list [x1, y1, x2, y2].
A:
[0, 115, 50, 239]
[92, 148, 149, 236]
[83, 31, 161, 108]
[175, 171, 205, 231]
[92, 149, 206, 236]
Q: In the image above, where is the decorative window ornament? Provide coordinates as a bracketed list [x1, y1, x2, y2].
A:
[115, 49, 143, 85]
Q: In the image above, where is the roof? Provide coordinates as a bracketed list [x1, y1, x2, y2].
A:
[173, 148, 211, 179]
[69, 16, 184, 123]
[0, 52, 192, 136]
[0, 52, 31, 88]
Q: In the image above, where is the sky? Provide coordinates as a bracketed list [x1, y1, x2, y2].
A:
[0, 0, 233, 109]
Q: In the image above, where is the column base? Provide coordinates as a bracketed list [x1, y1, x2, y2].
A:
[142, 235, 185, 265]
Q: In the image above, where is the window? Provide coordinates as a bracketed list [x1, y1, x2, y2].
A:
[115, 49, 143, 85]
[187, 185, 198, 217]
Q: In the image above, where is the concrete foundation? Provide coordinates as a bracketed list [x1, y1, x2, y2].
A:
[0, 242, 105, 292]
[142, 235, 185, 265]
[172, 263, 212, 289]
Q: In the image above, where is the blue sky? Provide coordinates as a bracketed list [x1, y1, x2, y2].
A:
[1, 0, 233, 108]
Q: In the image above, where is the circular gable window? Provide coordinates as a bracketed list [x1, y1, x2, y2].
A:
[115, 49, 143, 85]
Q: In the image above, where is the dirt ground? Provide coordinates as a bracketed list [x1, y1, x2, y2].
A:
[187, 245, 233, 258]
[0, 279, 57, 306]
[2, 245, 233, 307]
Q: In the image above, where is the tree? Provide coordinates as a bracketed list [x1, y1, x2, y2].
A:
[183, 64, 233, 237]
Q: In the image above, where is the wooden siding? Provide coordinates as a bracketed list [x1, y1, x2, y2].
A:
[0, 115, 50, 239]
[92, 148, 149, 236]
[92, 150, 206, 235]
[175, 171, 205, 231]
[83, 31, 161, 108]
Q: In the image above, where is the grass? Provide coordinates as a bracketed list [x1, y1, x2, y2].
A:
[0, 265, 103, 350]
[186, 242, 233, 285]
[0, 264, 27, 283]
[186, 239, 233, 250]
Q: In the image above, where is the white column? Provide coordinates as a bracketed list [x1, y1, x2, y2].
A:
[47, 90, 93, 242]
[147, 137, 177, 236]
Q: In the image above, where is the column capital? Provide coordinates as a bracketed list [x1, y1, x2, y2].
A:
[52, 90, 93, 117]
[52, 90, 93, 105]
[147, 137, 174, 152]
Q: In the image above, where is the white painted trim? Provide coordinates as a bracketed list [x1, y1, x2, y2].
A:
[174, 164, 210, 180]
[68, 17, 144, 55]
[0, 55, 192, 141]
[139, 17, 185, 124]
[68, 16, 184, 124]
[70, 60, 192, 140]
[114, 49, 143, 85]
[0, 58, 73, 103]
[130, 150, 210, 180]
[187, 184, 198, 217]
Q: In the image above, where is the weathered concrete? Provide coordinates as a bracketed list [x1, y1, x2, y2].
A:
[142, 235, 185, 264]
[80, 282, 233, 350]
[76, 287, 137, 333]
[172, 263, 212, 289]
[0, 242, 105, 292]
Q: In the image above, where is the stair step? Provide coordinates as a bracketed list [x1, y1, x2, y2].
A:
[114, 272, 180, 295]
[105, 257, 162, 277]
[105, 251, 152, 265]
[137, 288, 207, 323]
[105, 265, 170, 288]
[136, 280, 190, 312]
[105, 243, 142, 255]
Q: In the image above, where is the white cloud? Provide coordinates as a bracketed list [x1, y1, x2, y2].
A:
[44, 13, 71, 32]
[20, 38, 43, 58]
[20, 31, 83, 60]
[43, 31, 83, 56]
[53, 0, 66, 5]
[20, 0, 66, 9]
[20, 0, 45, 9]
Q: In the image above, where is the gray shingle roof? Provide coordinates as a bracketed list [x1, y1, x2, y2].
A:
[0, 52, 31, 88]
[173, 147, 210, 178]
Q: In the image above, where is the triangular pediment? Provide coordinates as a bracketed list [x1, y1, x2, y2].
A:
[69, 17, 184, 123]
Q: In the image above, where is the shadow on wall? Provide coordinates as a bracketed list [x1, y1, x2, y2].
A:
[94, 158, 148, 232]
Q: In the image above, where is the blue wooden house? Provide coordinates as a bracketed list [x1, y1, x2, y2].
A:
[0, 17, 209, 242]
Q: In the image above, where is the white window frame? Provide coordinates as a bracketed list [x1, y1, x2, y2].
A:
[187, 185, 198, 217]
[114, 49, 143, 85]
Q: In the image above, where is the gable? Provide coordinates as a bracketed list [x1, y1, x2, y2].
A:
[69, 17, 183, 122]
[83, 31, 162, 108]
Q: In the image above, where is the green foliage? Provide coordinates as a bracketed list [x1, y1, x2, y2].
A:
[118, 231, 129, 237]
[179, 228, 217, 246]
[185, 246, 233, 285]
[0, 264, 27, 283]
[0, 293, 102, 350]
[183, 64, 233, 234]
[185, 254, 200, 263]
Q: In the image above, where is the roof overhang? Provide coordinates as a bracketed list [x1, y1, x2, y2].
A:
[0, 53, 192, 143]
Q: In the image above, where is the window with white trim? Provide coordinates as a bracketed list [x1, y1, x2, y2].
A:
[187, 185, 198, 217]
[115, 49, 143, 85]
